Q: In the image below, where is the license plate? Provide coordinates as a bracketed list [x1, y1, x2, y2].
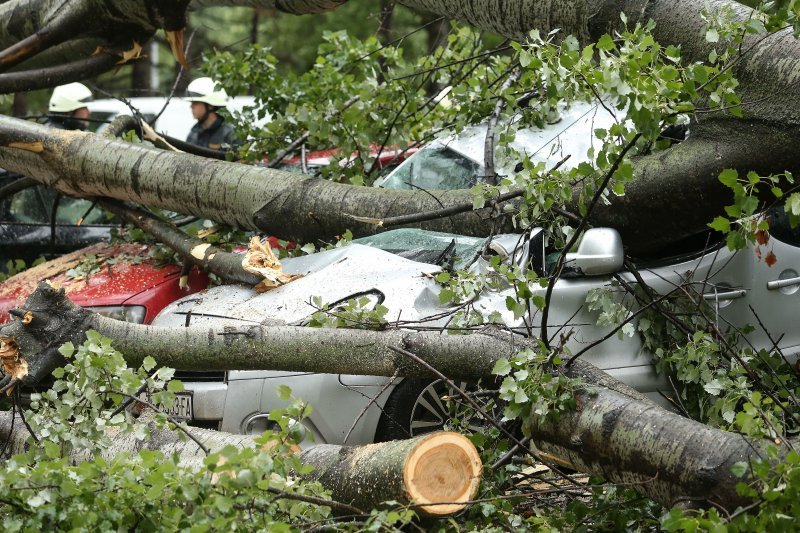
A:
[136, 391, 193, 421]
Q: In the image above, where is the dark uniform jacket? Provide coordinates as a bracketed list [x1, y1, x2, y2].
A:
[44, 116, 86, 131]
[186, 116, 234, 150]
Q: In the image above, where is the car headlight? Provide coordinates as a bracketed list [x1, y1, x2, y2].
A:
[85, 305, 146, 324]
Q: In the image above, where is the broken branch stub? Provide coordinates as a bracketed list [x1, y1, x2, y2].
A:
[1, 282, 95, 386]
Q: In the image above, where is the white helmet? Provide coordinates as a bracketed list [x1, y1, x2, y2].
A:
[185, 77, 228, 107]
[49, 82, 93, 113]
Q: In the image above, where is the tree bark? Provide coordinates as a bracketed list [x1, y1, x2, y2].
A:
[527, 386, 767, 510]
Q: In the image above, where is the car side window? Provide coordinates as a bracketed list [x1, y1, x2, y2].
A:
[52, 195, 109, 224]
[2, 187, 48, 223]
[0, 184, 110, 225]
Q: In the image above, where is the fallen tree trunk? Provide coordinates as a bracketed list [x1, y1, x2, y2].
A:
[0, 409, 480, 516]
[528, 386, 768, 509]
[0, 283, 787, 512]
[0, 117, 506, 245]
[3, 110, 799, 256]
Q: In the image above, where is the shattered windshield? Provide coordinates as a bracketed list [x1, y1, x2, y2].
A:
[353, 229, 487, 270]
[379, 145, 482, 190]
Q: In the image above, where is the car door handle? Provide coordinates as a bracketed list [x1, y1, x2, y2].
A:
[702, 289, 747, 300]
[767, 276, 800, 291]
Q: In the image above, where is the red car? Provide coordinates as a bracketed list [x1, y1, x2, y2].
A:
[275, 146, 418, 179]
[0, 233, 290, 326]
[0, 242, 209, 325]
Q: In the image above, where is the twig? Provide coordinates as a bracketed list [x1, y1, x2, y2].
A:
[484, 68, 521, 185]
[264, 487, 364, 515]
[540, 133, 641, 353]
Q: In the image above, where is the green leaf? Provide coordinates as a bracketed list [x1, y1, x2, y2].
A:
[718, 169, 738, 188]
[58, 342, 76, 358]
[745, 19, 766, 34]
[703, 379, 724, 396]
[514, 387, 530, 404]
[214, 495, 234, 513]
[730, 461, 749, 478]
[276, 384, 292, 400]
[741, 195, 759, 215]
[43, 440, 61, 459]
[492, 358, 513, 376]
[142, 356, 157, 372]
[597, 34, 615, 51]
[788, 193, 800, 215]
[705, 28, 720, 43]
[708, 216, 731, 233]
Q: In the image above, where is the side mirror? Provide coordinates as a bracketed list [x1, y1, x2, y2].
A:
[564, 228, 624, 276]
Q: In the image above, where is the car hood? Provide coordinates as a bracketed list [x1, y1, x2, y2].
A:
[153, 232, 535, 329]
[153, 244, 445, 328]
[0, 242, 182, 323]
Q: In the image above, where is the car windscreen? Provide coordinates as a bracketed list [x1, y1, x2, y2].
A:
[379, 145, 482, 190]
[0, 182, 111, 225]
[354, 229, 487, 270]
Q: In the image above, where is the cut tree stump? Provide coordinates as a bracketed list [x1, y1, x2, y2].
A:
[298, 431, 482, 515]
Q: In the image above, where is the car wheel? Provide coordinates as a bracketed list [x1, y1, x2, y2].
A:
[374, 378, 497, 442]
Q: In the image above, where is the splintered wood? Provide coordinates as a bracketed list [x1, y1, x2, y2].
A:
[0, 336, 27, 387]
[241, 236, 302, 292]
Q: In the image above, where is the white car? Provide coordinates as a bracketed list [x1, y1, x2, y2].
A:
[375, 99, 617, 190]
[89, 96, 267, 141]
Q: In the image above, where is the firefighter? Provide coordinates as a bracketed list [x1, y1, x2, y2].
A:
[185, 77, 234, 150]
[47, 82, 93, 130]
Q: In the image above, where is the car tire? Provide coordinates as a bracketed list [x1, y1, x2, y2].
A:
[373, 378, 497, 442]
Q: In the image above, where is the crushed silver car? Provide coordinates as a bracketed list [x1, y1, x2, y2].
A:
[151, 214, 800, 445]
[152, 99, 792, 446]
